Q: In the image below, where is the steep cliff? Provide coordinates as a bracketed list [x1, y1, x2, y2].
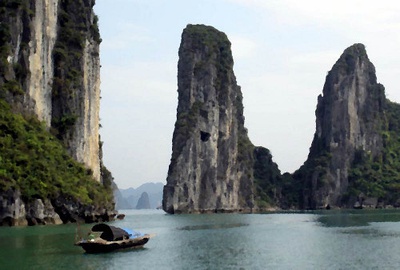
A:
[51, 0, 102, 182]
[163, 25, 255, 214]
[0, 0, 114, 225]
[1, 0, 101, 182]
[163, 34, 400, 211]
[294, 44, 386, 209]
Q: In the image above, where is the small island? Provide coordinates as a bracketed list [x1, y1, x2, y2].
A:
[163, 25, 400, 213]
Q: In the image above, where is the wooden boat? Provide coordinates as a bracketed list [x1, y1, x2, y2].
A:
[75, 223, 153, 253]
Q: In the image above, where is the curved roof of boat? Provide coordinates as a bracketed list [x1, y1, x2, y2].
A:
[91, 223, 129, 241]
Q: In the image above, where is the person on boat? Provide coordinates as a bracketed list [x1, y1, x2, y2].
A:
[88, 232, 95, 242]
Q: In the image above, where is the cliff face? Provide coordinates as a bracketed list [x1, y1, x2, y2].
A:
[51, 0, 101, 182]
[1, 0, 101, 182]
[28, 0, 58, 126]
[295, 44, 386, 209]
[163, 25, 254, 214]
[0, 0, 114, 226]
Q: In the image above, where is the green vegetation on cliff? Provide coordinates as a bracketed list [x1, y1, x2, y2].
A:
[0, 0, 113, 209]
[252, 147, 301, 209]
[169, 28, 400, 211]
[347, 100, 400, 205]
[52, 0, 100, 139]
[0, 99, 112, 206]
[253, 147, 280, 208]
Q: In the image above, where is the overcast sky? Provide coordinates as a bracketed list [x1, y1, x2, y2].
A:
[94, 1, 400, 189]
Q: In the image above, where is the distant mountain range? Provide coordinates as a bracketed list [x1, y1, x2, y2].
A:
[114, 182, 163, 210]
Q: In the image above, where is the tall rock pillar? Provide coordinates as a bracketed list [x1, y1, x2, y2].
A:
[295, 44, 386, 209]
[163, 24, 254, 214]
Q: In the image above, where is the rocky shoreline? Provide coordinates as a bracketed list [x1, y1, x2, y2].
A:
[0, 189, 117, 226]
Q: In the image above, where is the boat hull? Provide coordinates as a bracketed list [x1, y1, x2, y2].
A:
[76, 235, 150, 253]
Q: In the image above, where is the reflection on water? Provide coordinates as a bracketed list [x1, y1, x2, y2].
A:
[178, 222, 248, 231]
[338, 227, 400, 239]
[2, 209, 400, 269]
[317, 209, 400, 227]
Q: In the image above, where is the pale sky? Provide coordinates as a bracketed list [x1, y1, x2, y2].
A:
[95, 1, 400, 189]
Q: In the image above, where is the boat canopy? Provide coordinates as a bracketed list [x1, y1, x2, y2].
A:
[91, 223, 129, 241]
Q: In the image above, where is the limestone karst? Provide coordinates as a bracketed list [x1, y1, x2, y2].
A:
[294, 44, 391, 209]
[0, 0, 114, 225]
[136, 192, 151, 209]
[164, 29, 400, 211]
[163, 25, 255, 214]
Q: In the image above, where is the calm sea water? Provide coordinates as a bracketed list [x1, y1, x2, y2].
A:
[1, 209, 400, 269]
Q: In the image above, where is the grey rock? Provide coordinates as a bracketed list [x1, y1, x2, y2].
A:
[26, 199, 63, 225]
[136, 192, 151, 209]
[163, 25, 254, 214]
[115, 182, 163, 210]
[0, 189, 27, 226]
[363, 197, 378, 208]
[297, 44, 385, 209]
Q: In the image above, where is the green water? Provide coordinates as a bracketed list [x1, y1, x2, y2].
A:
[1, 209, 400, 269]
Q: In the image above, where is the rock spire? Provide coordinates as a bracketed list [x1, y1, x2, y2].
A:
[163, 24, 254, 214]
[295, 43, 386, 209]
